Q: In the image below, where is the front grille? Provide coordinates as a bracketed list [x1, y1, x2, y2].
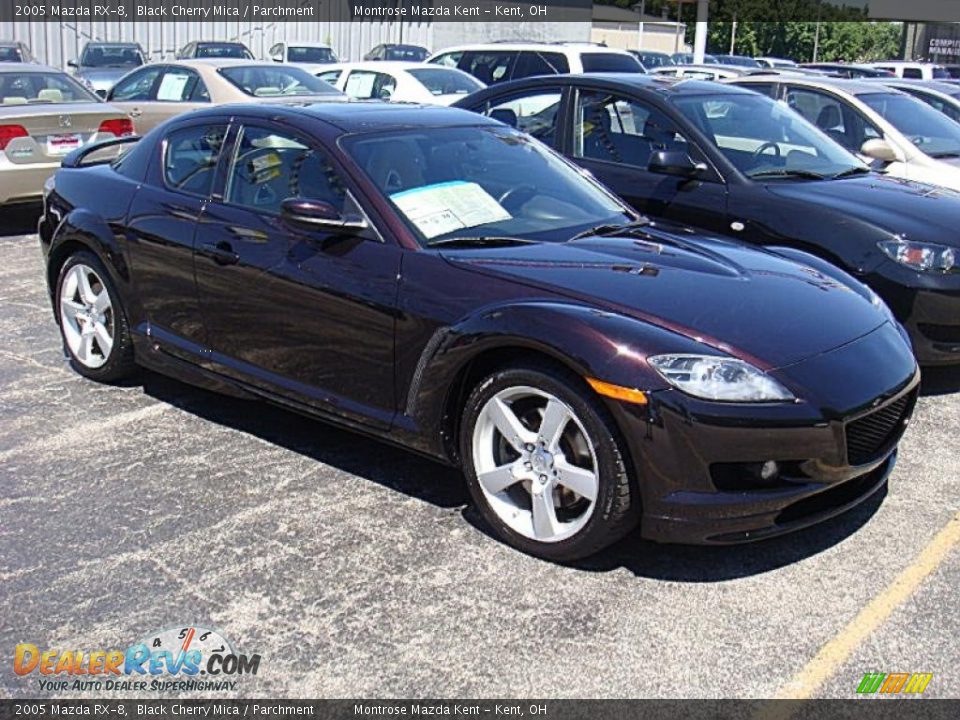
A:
[918, 323, 960, 344]
[845, 391, 915, 466]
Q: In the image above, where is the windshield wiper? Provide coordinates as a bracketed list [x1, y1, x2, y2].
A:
[569, 218, 651, 242]
[748, 168, 828, 180]
[831, 166, 872, 179]
[425, 236, 540, 249]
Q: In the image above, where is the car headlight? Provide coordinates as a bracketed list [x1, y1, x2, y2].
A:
[879, 239, 955, 273]
[648, 354, 795, 402]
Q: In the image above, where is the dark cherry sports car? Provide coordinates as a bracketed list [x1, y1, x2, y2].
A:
[455, 74, 960, 366]
[39, 103, 918, 560]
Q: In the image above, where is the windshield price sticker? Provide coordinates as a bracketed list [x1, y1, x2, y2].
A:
[391, 181, 511, 239]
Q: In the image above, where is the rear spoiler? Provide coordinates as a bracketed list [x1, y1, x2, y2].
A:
[61, 135, 140, 168]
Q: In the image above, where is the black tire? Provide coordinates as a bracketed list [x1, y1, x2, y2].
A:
[460, 361, 639, 562]
[55, 250, 137, 383]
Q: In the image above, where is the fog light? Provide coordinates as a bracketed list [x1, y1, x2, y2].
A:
[760, 460, 779, 482]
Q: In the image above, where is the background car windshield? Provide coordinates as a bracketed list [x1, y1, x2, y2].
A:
[0, 47, 22, 62]
[672, 92, 866, 177]
[288, 46, 336, 63]
[860, 92, 960, 158]
[197, 44, 253, 59]
[0, 72, 99, 104]
[581, 53, 643, 73]
[81, 45, 142, 68]
[407, 68, 483, 96]
[219, 66, 341, 97]
[386, 46, 429, 61]
[342, 126, 630, 246]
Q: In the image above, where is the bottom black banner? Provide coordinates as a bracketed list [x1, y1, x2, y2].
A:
[1, 700, 959, 720]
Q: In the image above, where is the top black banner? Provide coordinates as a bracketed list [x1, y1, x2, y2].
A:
[3, 0, 960, 24]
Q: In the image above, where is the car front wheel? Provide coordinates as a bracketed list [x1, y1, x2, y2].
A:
[461, 362, 639, 561]
[56, 251, 136, 382]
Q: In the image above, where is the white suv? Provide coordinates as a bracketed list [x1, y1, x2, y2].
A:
[427, 42, 642, 86]
[869, 61, 950, 80]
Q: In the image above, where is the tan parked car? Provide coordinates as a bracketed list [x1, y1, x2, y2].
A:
[105, 59, 345, 134]
[0, 64, 132, 206]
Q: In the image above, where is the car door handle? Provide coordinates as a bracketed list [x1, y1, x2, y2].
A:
[199, 241, 239, 266]
[128, 108, 142, 117]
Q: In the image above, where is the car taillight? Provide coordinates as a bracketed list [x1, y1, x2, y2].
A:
[0, 124, 28, 150]
[98, 118, 134, 137]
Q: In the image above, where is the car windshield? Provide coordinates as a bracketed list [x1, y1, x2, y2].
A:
[218, 66, 342, 97]
[407, 68, 484, 95]
[860, 92, 960, 158]
[385, 46, 429, 61]
[672, 92, 867, 178]
[0, 46, 22, 62]
[288, 46, 337, 63]
[341, 125, 631, 246]
[581, 53, 643, 73]
[638, 53, 673, 69]
[0, 71, 99, 104]
[197, 44, 253, 59]
[80, 45, 143, 68]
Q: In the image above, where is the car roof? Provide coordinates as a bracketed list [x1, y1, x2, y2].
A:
[192, 102, 502, 133]
[325, 61, 445, 73]
[876, 78, 960, 95]
[870, 60, 941, 67]
[0, 63, 58, 74]
[84, 41, 140, 47]
[284, 41, 333, 48]
[733, 74, 898, 95]
[477, 72, 758, 97]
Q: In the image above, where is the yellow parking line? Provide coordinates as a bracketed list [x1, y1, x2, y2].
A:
[776, 511, 960, 701]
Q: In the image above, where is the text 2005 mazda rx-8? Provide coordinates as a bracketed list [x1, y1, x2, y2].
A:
[38, 103, 919, 560]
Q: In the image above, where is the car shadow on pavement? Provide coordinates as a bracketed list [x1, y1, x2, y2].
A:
[141, 370, 885, 582]
[0, 204, 42, 237]
[141, 371, 470, 510]
[920, 366, 960, 397]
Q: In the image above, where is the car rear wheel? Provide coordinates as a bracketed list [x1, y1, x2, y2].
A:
[56, 251, 136, 382]
[461, 362, 638, 561]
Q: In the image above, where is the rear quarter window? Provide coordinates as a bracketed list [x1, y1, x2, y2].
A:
[580, 53, 643, 73]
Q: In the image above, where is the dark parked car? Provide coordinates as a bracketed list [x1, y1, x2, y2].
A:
[176, 41, 254, 60]
[714, 54, 761, 68]
[39, 104, 918, 560]
[365, 44, 430, 62]
[456, 74, 960, 366]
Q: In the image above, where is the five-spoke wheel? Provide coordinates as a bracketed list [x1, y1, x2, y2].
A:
[462, 363, 638, 561]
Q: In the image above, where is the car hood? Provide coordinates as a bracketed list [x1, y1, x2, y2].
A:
[441, 223, 888, 370]
[76, 68, 130, 85]
[763, 174, 960, 247]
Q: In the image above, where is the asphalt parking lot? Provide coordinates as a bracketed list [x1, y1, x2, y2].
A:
[1, 206, 958, 700]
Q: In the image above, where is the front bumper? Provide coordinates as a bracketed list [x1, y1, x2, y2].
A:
[869, 267, 960, 366]
[611, 322, 919, 544]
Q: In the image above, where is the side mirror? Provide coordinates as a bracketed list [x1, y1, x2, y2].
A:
[648, 150, 707, 178]
[67, 59, 78, 68]
[860, 138, 898, 163]
[281, 198, 368, 233]
[378, 87, 394, 100]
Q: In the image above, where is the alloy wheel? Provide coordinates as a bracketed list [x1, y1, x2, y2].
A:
[59, 263, 115, 369]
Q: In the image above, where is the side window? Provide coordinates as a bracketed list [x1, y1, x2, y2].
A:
[225, 125, 346, 215]
[743, 82, 777, 98]
[155, 69, 207, 103]
[513, 51, 569, 79]
[574, 90, 695, 170]
[431, 51, 463, 68]
[344, 70, 380, 99]
[163, 124, 227, 197]
[902, 67, 922, 79]
[483, 90, 563, 147]
[110, 67, 161, 101]
[461, 51, 516, 85]
[785, 87, 858, 151]
[317, 70, 342, 85]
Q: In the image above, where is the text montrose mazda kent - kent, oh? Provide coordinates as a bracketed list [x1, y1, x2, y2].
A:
[39, 103, 918, 560]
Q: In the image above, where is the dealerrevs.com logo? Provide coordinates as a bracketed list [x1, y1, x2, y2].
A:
[14, 625, 261, 693]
